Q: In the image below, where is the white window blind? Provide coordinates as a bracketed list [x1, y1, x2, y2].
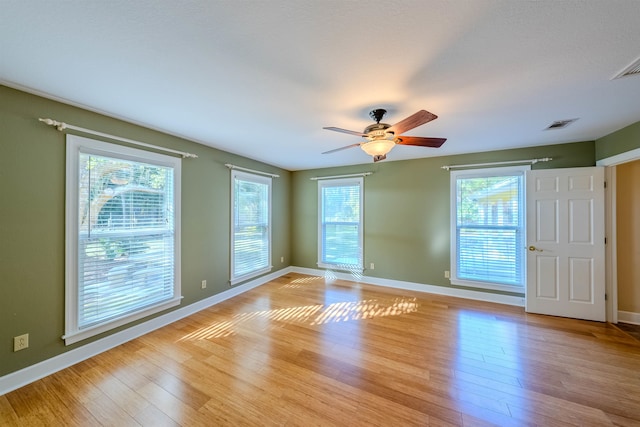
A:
[65, 135, 181, 345]
[318, 178, 363, 270]
[231, 171, 271, 284]
[450, 166, 527, 290]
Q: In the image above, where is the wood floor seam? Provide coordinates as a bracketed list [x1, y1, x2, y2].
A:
[2, 273, 639, 426]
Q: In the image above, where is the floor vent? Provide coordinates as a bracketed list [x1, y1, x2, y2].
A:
[612, 56, 640, 80]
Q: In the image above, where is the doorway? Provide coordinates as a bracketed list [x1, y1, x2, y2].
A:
[598, 147, 640, 324]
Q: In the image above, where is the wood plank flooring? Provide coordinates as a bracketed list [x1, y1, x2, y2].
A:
[2, 272, 640, 426]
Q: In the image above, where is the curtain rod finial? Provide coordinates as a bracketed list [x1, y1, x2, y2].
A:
[39, 117, 66, 131]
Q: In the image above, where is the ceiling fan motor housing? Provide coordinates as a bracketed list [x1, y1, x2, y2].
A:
[364, 122, 395, 141]
[322, 108, 445, 159]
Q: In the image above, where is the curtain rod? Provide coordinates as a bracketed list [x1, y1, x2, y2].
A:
[441, 157, 552, 171]
[39, 118, 198, 159]
[310, 172, 372, 181]
[225, 163, 280, 178]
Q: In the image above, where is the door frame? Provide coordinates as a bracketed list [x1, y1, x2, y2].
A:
[604, 166, 617, 324]
[596, 146, 640, 323]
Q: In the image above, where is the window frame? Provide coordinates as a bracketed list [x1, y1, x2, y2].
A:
[65, 135, 182, 345]
[317, 177, 364, 271]
[230, 170, 272, 285]
[449, 165, 528, 292]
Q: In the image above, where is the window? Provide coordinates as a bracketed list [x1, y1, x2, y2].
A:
[450, 166, 527, 291]
[318, 177, 363, 271]
[230, 171, 271, 284]
[65, 135, 181, 345]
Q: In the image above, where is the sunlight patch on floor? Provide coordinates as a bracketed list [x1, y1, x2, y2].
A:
[279, 275, 324, 288]
[179, 296, 419, 341]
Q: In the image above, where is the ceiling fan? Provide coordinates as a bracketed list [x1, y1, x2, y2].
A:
[322, 109, 446, 162]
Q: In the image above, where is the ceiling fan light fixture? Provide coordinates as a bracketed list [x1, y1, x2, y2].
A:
[360, 139, 396, 157]
[323, 109, 445, 160]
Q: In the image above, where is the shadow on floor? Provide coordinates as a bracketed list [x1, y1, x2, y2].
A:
[617, 322, 640, 341]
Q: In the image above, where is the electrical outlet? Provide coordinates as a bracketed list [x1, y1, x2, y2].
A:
[201, 280, 207, 289]
[370, 263, 375, 270]
[14, 334, 29, 352]
[281, 256, 284, 263]
[444, 270, 450, 279]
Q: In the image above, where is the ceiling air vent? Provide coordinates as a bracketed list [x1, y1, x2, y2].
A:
[612, 56, 640, 80]
[545, 118, 578, 130]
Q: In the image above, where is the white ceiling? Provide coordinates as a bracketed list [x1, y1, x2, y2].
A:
[2, 1, 640, 171]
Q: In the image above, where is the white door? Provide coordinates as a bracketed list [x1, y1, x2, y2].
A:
[526, 167, 605, 321]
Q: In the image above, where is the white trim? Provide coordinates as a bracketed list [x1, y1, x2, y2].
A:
[2, 79, 214, 153]
[596, 146, 640, 166]
[40, 118, 197, 158]
[598, 149, 640, 324]
[230, 266, 273, 286]
[449, 165, 529, 291]
[449, 278, 525, 294]
[1, 265, 528, 396]
[317, 177, 364, 271]
[604, 166, 618, 323]
[0, 267, 292, 397]
[618, 311, 640, 325]
[63, 297, 182, 345]
[292, 266, 525, 307]
[64, 135, 182, 345]
[316, 262, 365, 273]
[230, 170, 273, 285]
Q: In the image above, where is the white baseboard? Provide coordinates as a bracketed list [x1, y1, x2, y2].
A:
[0, 267, 293, 396]
[1, 266, 525, 396]
[618, 310, 640, 325]
[291, 267, 525, 307]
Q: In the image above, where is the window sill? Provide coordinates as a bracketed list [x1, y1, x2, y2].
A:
[317, 262, 364, 274]
[450, 278, 524, 293]
[230, 266, 273, 286]
[63, 296, 183, 346]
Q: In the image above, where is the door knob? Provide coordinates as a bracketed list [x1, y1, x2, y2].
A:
[528, 246, 542, 252]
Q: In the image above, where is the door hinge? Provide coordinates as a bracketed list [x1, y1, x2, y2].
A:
[604, 181, 607, 189]
[605, 237, 607, 244]
[605, 293, 608, 301]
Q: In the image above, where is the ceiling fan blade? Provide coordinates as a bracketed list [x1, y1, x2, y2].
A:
[322, 142, 362, 154]
[387, 110, 437, 135]
[323, 127, 367, 137]
[396, 136, 447, 148]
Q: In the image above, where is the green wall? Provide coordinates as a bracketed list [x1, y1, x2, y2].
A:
[291, 141, 595, 294]
[0, 86, 291, 376]
[4, 80, 632, 380]
[595, 121, 640, 160]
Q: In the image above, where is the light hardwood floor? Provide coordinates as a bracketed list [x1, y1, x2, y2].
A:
[2, 273, 640, 426]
